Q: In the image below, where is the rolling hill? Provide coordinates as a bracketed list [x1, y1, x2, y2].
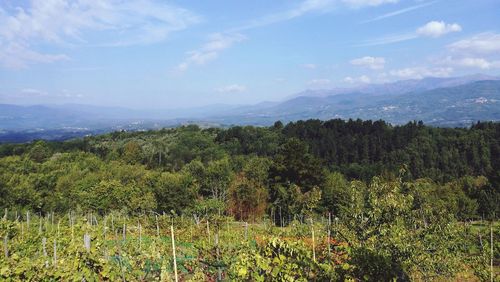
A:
[1, 76, 499, 142]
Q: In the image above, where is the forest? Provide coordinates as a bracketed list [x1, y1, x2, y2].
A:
[0, 118, 499, 281]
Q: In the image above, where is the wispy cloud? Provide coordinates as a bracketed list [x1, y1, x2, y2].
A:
[308, 78, 332, 87]
[342, 0, 398, 8]
[233, 0, 400, 32]
[177, 0, 400, 72]
[356, 20, 461, 46]
[215, 84, 247, 93]
[435, 32, 500, 70]
[0, 0, 200, 68]
[16, 88, 83, 98]
[0, 43, 70, 69]
[230, 0, 337, 32]
[389, 66, 453, 79]
[301, 63, 318, 69]
[350, 56, 385, 69]
[447, 32, 500, 54]
[441, 57, 500, 70]
[20, 88, 48, 97]
[440, 33, 500, 70]
[355, 33, 418, 46]
[344, 75, 371, 83]
[362, 1, 436, 23]
[176, 0, 338, 72]
[176, 33, 246, 72]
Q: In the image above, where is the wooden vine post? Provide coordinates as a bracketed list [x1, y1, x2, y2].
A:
[207, 220, 211, 244]
[311, 218, 316, 263]
[491, 224, 494, 282]
[53, 238, 57, 267]
[42, 237, 47, 257]
[215, 231, 222, 281]
[170, 225, 178, 282]
[328, 212, 331, 258]
[122, 223, 126, 241]
[156, 214, 160, 237]
[3, 234, 8, 258]
[84, 233, 91, 253]
[139, 222, 142, 251]
[39, 216, 42, 235]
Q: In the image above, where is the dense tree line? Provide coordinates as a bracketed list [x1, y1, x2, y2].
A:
[0, 119, 498, 221]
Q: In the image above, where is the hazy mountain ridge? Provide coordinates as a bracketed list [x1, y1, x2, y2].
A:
[209, 80, 500, 126]
[1, 75, 500, 142]
[289, 74, 500, 99]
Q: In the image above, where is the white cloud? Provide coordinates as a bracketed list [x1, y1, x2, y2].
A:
[448, 32, 500, 54]
[0, 0, 200, 68]
[441, 56, 500, 70]
[442, 33, 500, 70]
[389, 67, 453, 79]
[0, 43, 69, 69]
[59, 89, 84, 98]
[176, 33, 246, 72]
[357, 20, 461, 46]
[302, 63, 317, 69]
[308, 78, 331, 87]
[176, 0, 399, 71]
[215, 84, 247, 93]
[342, 0, 398, 8]
[416, 21, 462, 38]
[350, 56, 385, 70]
[344, 75, 371, 84]
[20, 88, 47, 96]
[177, 0, 337, 72]
[453, 58, 492, 69]
[16, 88, 84, 98]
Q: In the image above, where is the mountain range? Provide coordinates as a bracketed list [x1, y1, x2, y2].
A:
[1, 74, 499, 142]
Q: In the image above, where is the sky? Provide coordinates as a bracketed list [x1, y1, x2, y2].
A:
[0, 0, 499, 109]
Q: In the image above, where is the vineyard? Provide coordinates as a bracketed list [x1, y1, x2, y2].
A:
[1, 121, 499, 281]
[0, 211, 345, 281]
[1, 209, 498, 281]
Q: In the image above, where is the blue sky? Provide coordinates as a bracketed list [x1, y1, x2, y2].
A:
[0, 0, 499, 108]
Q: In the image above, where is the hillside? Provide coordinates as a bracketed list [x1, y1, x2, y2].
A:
[213, 80, 500, 126]
[1, 77, 500, 142]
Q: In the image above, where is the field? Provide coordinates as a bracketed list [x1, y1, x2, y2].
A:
[1, 121, 499, 281]
[1, 211, 339, 281]
[1, 211, 498, 281]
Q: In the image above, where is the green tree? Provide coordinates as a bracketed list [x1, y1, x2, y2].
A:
[28, 141, 52, 163]
[122, 141, 143, 164]
[228, 173, 268, 221]
[202, 157, 234, 201]
[153, 171, 198, 214]
[321, 172, 349, 215]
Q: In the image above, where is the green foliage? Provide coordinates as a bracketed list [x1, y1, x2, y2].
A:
[230, 237, 339, 281]
[0, 119, 498, 280]
[153, 171, 198, 214]
[321, 172, 349, 214]
[28, 141, 52, 163]
[332, 176, 478, 281]
[122, 141, 143, 164]
[228, 173, 268, 221]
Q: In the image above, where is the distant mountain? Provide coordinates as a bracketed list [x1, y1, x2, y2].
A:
[1, 75, 499, 142]
[288, 74, 500, 99]
[212, 80, 500, 126]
